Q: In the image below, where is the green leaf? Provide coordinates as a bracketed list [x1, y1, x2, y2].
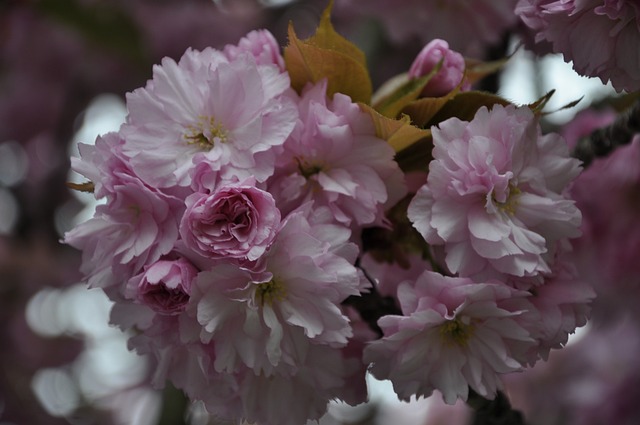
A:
[464, 55, 512, 86]
[372, 60, 443, 118]
[283, 1, 372, 103]
[424, 91, 513, 126]
[527, 90, 556, 114]
[360, 103, 431, 153]
[400, 85, 460, 128]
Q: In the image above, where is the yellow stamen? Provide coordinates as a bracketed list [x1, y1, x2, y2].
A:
[256, 279, 286, 306]
[494, 184, 521, 215]
[184, 116, 228, 149]
[439, 318, 474, 347]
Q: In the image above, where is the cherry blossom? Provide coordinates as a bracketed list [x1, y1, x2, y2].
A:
[122, 42, 297, 188]
[408, 104, 582, 280]
[268, 79, 406, 228]
[365, 270, 535, 404]
[516, 0, 640, 92]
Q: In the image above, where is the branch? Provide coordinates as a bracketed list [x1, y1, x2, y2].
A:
[572, 100, 640, 167]
[467, 389, 526, 425]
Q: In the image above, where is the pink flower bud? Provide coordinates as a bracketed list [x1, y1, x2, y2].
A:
[409, 39, 468, 97]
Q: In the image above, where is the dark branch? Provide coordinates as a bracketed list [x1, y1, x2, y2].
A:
[572, 100, 640, 167]
[467, 389, 526, 425]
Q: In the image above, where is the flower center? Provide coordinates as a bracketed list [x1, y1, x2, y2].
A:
[493, 183, 521, 215]
[256, 279, 286, 306]
[439, 318, 473, 347]
[184, 116, 228, 149]
[295, 157, 324, 179]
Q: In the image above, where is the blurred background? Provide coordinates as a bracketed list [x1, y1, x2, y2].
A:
[1, 1, 636, 424]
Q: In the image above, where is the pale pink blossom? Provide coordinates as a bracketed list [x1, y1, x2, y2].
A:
[522, 254, 595, 361]
[179, 178, 280, 262]
[408, 104, 582, 280]
[267, 80, 406, 227]
[409, 39, 470, 97]
[360, 251, 432, 298]
[64, 138, 183, 289]
[516, 0, 640, 92]
[122, 47, 297, 188]
[192, 207, 362, 376]
[185, 337, 368, 425]
[71, 132, 134, 200]
[128, 257, 198, 316]
[364, 270, 535, 404]
[570, 136, 640, 315]
[224, 29, 285, 71]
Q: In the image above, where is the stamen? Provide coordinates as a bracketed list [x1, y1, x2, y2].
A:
[494, 184, 521, 215]
[256, 279, 286, 306]
[184, 116, 228, 149]
[295, 157, 324, 179]
[439, 318, 474, 347]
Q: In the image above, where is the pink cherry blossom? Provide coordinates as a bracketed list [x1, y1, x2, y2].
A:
[71, 132, 134, 200]
[64, 135, 183, 289]
[364, 270, 535, 404]
[122, 47, 297, 188]
[129, 257, 198, 316]
[409, 39, 470, 97]
[179, 178, 280, 262]
[223, 29, 285, 71]
[192, 207, 362, 376]
[570, 136, 640, 316]
[522, 253, 595, 361]
[408, 104, 582, 280]
[267, 79, 406, 227]
[360, 251, 432, 298]
[189, 337, 368, 425]
[516, 0, 640, 92]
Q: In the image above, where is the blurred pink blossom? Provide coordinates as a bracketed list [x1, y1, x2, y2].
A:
[516, 0, 640, 92]
[336, 0, 519, 56]
[224, 29, 286, 71]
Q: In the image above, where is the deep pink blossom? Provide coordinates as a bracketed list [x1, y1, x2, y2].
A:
[179, 178, 280, 262]
[122, 46, 297, 188]
[409, 39, 470, 97]
[516, 0, 640, 92]
[128, 257, 198, 316]
[268, 80, 406, 227]
[408, 104, 582, 280]
[365, 270, 535, 404]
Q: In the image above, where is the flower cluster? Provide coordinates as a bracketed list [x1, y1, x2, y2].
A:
[64, 28, 405, 425]
[64, 8, 595, 424]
